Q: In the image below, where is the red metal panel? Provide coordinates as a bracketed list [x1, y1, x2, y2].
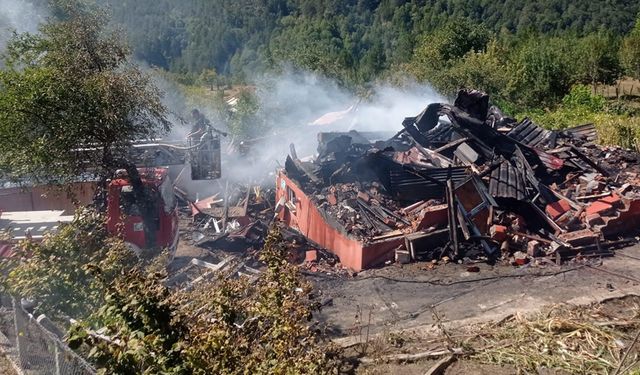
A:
[0, 182, 95, 213]
[602, 197, 640, 239]
[362, 238, 404, 268]
[276, 171, 398, 271]
[106, 182, 146, 250]
[0, 187, 33, 211]
[0, 242, 14, 258]
[106, 169, 178, 250]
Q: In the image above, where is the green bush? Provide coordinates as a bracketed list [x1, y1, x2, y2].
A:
[511, 85, 640, 150]
[593, 114, 640, 150]
[0, 208, 137, 320]
[68, 227, 340, 374]
[561, 85, 606, 111]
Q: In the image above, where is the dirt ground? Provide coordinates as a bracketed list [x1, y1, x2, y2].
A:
[307, 243, 640, 374]
[313, 243, 640, 342]
[358, 360, 524, 375]
[0, 353, 17, 375]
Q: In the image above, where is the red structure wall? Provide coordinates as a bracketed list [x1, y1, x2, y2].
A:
[276, 170, 401, 271]
[0, 182, 95, 214]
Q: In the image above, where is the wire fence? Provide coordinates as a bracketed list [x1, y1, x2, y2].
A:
[0, 295, 95, 375]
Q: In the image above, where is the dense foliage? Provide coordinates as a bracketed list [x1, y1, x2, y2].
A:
[1, 208, 338, 373]
[520, 85, 640, 150]
[68, 227, 339, 374]
[621, 16, 640, 80]
[102, 0, 640, 86]
[0, 208, 137, 320]
[0, 0, 169, 184]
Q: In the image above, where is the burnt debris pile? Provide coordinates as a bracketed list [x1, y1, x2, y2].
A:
[185, 182, 275, 251]
[282, 89, 640, 266]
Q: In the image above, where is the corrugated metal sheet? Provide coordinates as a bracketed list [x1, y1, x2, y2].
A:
[423, 123, 457, 145]
[488, 160, 528, 200]
[533, 149, 565, 170]
[507, 118, 553, 147]
[565, 123, 597, 142]
[388, 167, 469, 201]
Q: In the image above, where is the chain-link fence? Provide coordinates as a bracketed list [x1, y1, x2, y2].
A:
[0, 295, 95, 375]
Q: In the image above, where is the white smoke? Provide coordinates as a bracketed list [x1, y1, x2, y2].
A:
[147, 68, 447, 198]
[147, 69, 191, 137]
[256, 70, 445, 136]
[207, 69, 447, 188]
[354, 83, 446, 131]
[0, 0, 47, 51]
[253, 70, 445, 160]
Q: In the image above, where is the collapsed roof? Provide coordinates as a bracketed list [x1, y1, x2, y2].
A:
[278, 89, 640, 270]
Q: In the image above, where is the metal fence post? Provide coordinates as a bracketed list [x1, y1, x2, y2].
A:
[54, 341, 62, 375]
[0, 294, 97, 374]
[11, 297, 26, 369]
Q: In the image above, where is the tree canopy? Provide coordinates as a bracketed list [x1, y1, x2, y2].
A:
[92, 0, 640, 114]
[621, 15, 640, 80]
[101, 0, 640, 85]
[0, 0, 169, 184]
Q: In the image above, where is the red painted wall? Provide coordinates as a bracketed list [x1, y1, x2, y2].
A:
[0, 182, 96, 214]
[276, 170, 399, 271]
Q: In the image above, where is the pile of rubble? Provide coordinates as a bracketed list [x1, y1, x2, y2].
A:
[280, 90, 640, 268]
[183, 182, 275, 250]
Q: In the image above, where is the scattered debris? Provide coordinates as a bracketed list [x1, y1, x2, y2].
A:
[187, 181, 275, 248]
[276, 89, 640, 270]
[470, 301, 640, 374]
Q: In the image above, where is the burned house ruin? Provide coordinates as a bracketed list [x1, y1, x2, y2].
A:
[276, 90, 640, 271]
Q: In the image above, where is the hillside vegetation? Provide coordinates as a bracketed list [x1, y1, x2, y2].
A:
[102, 0, 638, 85]
[100, 1, 640, 146]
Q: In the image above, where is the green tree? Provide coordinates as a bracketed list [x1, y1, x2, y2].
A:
[99, 0, 640, 84]
[574, 33, 622, 89]
[358, 39, 386, 82]
[410, 19, 490, 92]
[0, 0, 169, 185]
[0, 0, 170, 249]
[437, 40, 508, 98]
[621, 16, 640, 80]
[506, 37, 575, 109]
[268, 17, 354, 84]
[198, 68, 219, 90]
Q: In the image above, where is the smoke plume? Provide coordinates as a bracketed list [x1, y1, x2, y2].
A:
[0, 0, 46, 51]
[162, 69, 447, 199]
[233, 70, 446, 181]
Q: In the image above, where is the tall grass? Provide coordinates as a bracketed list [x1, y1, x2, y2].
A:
[515, 85, 640, 151]
[593, 114, 640, 150]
